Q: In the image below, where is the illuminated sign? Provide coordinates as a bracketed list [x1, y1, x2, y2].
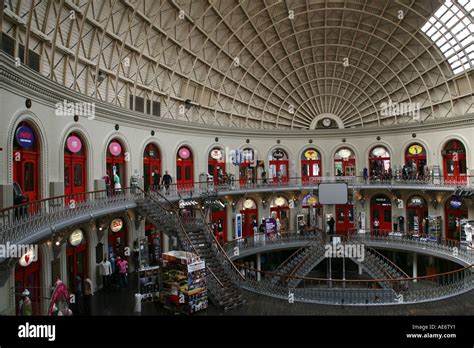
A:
[69, 229, 84, 246]
[304, 149, 318, 160]
[449, 198, 463, 209]
[243, 199, 255, 209]
[67, 135, 82, 153]
[109, 141, 122, 156]
[274, 197, 286, 206]
[272, 149, 286, 160]
[408, 144, 423, 155]
[337, 149, 352, 159]
[210, 149, 223, 160]
[16, 126, 35, 148]
[110, 218, 124, 232]
[178, 147, 191, 160]
[19, 247, 37, 267]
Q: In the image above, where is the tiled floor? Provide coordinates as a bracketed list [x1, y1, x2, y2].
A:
[89, 273, 474, 316]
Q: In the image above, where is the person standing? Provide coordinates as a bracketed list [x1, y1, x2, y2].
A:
[162, 170, 172, 195]
[327, 216, 335, 236]
[19, 289, 32, 316]
[113, 172, 122, 194]
[117, 256, 129, 289]
[363, 167, 368, 183]
[373, 217, 380, 236]
[74, 275, 83, 315]
[152, 169, 161, 191]
[83, 278, 93, 315]
[99, 257, 112, 291]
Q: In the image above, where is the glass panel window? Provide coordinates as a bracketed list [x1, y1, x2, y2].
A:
[383, 210, 392, 224]
[65, 164, 70, 188]
[24, 162, 34, 192]
[74, 164, 83, 187]
[176, 166, 182, 181]
[185, 166, 191, 180]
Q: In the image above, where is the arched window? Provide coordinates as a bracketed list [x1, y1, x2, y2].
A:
[442, 140, 466, 183]
[208, 147, 225, 185]
[404, 143, 427, 179]
[143, 143, 161, 191]
[176, 146, 193, 189]
[370, 195, 392, 234]
[64, 133, 87, 196]
[368, 146, 391, 177]
[301, 148, 322, 185]
[406, 196, 428, 233]
[334, 148, 356, 176]
[269, 148, 289, 183]
[106, 139, 127, 191]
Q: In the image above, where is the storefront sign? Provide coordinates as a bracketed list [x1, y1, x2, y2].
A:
[337, 149, 352, 159]
[371, 147, 389, 157]
[19, 247, 37, 267]
[449, 198, 463, 209]
[272, 149, 285, 160]
[409, 196, 424, 207]
[241, 150, 254, 162]
[178, 147, 191, 160]
[109, 141, 122, 156]
[304, 149, 318, 160]
[67, 135, 82, 153]
[16, 126, 35, 148]
[303, 195, 318, 205]
[274, 197, 286, 206]
[210, 149, 223, 160]
[110, 218, 124, 232]
[243, 199, 255, 209]
[408, 144, 423, 155]
[235, 214, 242, 239]
[69, 229, 84, 246]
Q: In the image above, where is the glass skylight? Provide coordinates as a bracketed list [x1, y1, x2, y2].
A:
[421, 0, 474, 74]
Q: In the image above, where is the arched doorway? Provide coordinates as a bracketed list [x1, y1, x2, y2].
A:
[368, 146, 391, 178]
[64, 133, 86, 197]
[66, 229, 88, 293]
[445, 197, 468, 240]
[301, 148, 322, 185]
[334, 148, 356, 176]
[240, 198, 258, 238]
[442, 140, 467, 183]
[406, 196, 428, 233]
[143, 143, 161, 191]
[208, 147, 225, 185]
[176, 146, 194, 189]
[106, 139, 127, 190]
[269, 148, 289, 183]
[108, 217, 128, 258]
[13, 122, 40, 203]
[270, 196, 290, 233]
[370, 195, 392, 233]
[301, 194, 323, 230]
[335, 204, 354, 235]
[15, 247, 41, 315]
[405, 143, 427, 179]
[239, 148, 257, 186]
[210, 201, 227, 243]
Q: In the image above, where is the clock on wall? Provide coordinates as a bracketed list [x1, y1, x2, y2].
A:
[322, 118, 332, 127]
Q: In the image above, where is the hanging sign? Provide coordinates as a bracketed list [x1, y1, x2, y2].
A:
[265, 218, 277, 235]
[408, 144, 423, 155]
[274, 197, 286, 206]
[110, 218, 124, 232]
[67, 135, 82, 153]
[109, 141, 122, 156]
[304, 149, 318, 160]
[19, 247, 37, 267]
[69, 229, 84, 246]
[16, 126, 35, 148]
[272, 149, 285, 160]
[338, 149, 352, 159]
[243, 199, 255, 209]
[178, 147, 191, 160]
[303, 195, 318, 205]
[210, 149, 223, 161]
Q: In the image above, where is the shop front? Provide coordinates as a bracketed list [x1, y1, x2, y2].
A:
[445, 197, 468, 240]
[368, 146, 391, 177]
[270, 196, 290, 233]
[301, 194, 323, 230]
[176, 146, 194, 189]
[405, 143, 427, 178]
[143, 143, 161, 191]
[239, 148, 257, 186]
[269, 148, 289, 183]
[13, 122, 40, 203]
[64, 133, 86, 198]
[66, 229, 88, 292]
[15, 247, 41, 315]
[370, 195, 392, 233]
[334, 148, 355, 176]
[301, 148, 322, 185]
[442, 140, 467, 183]
[210, 207, 227, 243]
[335, 204, 354, 235]
[208, 148, 226, 185]
[406, 195, 428, 233]
[240, 198, 258, 237]
[106, 139, 127, 190]
[108, 217, 128, 257]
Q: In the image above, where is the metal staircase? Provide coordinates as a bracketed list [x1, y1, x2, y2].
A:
[136, 190, 244, 311]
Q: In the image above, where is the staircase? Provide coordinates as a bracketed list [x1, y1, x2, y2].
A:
[136, 194, 244, 311]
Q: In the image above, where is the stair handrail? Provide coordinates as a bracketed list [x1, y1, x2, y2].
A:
[198, 210, 245, 280]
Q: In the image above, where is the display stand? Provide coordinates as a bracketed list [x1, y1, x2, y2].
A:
[424, 216, 442, 242]
[138, 265, 160, 303]
[160, 251, 208, 315]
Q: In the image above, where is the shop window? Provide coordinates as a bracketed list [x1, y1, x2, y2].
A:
[24, 162, 35, 192]
[74, 164, 83, 187]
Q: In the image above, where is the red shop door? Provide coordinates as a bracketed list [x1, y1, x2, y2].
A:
[65, 156, 86, 198]
[269, 160, 289, 183]
[443, 153, 467, 183]
[144, 159, 161, 191]
[106, 160, 126, 189]
[208, 160, 225, 185]
[210, 210, 227, 242]
[301, 160, 321, 185]
[371, 204, 392, 232]
[13, 151, 38, 203]
[336, 204, 354, 235]
[67, 243, 88, 292]
[177, 159, 193, 189]
[108, 229, 128, 257]
[240, 209, 257, 238]
[15, 262, 41, 315]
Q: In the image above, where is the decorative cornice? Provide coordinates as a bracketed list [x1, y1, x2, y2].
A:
[1, 52, 473, 139]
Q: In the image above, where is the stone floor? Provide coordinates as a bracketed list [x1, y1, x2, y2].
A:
[90, 273, 474, 316]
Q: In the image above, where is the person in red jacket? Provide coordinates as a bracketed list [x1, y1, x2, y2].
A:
[116, 256, 128, 289]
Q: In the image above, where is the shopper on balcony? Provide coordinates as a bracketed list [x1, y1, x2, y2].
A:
[373, 218, 380, 236]
[363, 167, 368, 183]
[113, 173, 122, 194]
[152, 169, 161, 192]
[162, 170, 172, 195]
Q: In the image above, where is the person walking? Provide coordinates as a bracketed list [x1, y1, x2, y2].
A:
[19, 289, 32, 316]
[117, 256, 129, 289]
[152, 169, 161, 192]
[327, 216, 335, 236]
[83, 278, 93, 315]
[373, 217, 380, 237]
[162, 170, 172, 195]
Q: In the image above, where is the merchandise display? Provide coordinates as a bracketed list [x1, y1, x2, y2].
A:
[138, 266, 160, 303]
